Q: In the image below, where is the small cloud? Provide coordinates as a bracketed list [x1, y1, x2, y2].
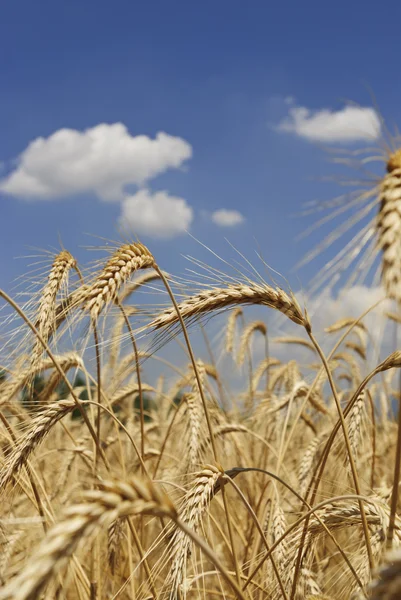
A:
[276, 102, 381, 143]
[211, 209, 245, 227]
[119, 189, 193, 239]
[0, 123, 192, 201]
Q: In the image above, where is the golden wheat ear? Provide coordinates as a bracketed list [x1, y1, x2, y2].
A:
[377, 149, 401, 302]
[148, 281, 308, 331]
[30, 250, 78, 369]
[85, 242, 155, 319]
[297, 127, 401, 300]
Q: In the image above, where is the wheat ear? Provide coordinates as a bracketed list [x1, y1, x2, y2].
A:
[299, 436, 321, 496]
[0, 398, 83, 489]
[377, 150, 401, 302]
[225, 307, 243, 354]
[166, 464, 224, 596]
[348, 391, 366, 459]
[184, 392, 203, 469]
[0, 477, 175, 600]
[237, 320, 267, 366]
[85, 243, 154, 319]
[149, 281, 308, 332]
[31, 250, 78, 366]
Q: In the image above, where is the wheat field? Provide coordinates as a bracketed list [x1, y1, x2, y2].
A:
[1, 143, 401, 599]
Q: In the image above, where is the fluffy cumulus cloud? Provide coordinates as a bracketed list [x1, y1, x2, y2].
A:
[0, 123, 192, 201]
[119, 189, 193, 239]
[211, 209, 245, 227]
[277, 101, 381, 143]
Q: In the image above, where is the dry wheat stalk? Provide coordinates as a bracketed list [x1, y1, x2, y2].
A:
[85, 243, 154, 319]
[148, 281, 308, 332]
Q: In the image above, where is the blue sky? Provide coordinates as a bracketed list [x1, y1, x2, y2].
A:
[1, 0, 400, 298]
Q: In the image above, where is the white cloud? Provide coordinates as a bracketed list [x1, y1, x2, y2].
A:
[211, 209, 245, 227]
[0, 123, 192, 201]
[277, 102, 381, 143]
[119, 189, 193, 239]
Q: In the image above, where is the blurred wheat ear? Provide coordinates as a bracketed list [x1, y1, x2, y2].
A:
[297, 125, 401, 303]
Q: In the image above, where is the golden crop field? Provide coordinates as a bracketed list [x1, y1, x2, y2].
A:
[1, 141, 401, 600]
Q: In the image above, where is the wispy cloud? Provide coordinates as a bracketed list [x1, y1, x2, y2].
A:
[276, 100, 381, 143]
[119, 189, 193, 239]
[0, 123, 192, 201]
